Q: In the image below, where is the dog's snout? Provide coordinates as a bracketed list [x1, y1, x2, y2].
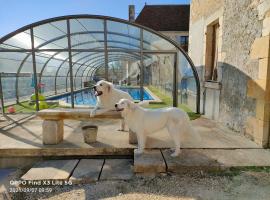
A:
[115, 104, 118, 108]
[93, 86, 96, 90]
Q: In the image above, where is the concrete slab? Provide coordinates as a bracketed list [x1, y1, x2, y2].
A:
[134, 150, 166, 173]
[69, 159, 104, 183]
[162, 149, 270, 173]
[21, 160, 79, 180]
[162, 149, 220, 172]
[100, 159, 133, 180]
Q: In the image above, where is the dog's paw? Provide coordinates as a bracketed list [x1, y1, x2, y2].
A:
[90, 110, 96, 117]
[134, 149, 144, 155]
[170, 150, 180, 157]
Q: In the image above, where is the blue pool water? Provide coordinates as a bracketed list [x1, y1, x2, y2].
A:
[47, 87, 154, 106]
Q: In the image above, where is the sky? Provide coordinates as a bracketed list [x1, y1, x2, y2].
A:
[0, 0, 190, 37]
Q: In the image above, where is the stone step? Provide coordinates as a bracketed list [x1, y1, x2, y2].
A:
[69, 159, 104, 183]
[134, 149, 270, 174]
[21, 160, 79, 181]
[134, 150, 166, 173]
[162, 149, 270, 173]
[100, 159, 133, 180]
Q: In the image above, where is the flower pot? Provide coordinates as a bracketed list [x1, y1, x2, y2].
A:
[82, 125, 98, 144]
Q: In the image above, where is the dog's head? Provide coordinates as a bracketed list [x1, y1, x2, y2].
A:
[93, 80, 113, 97]
[115, 99, 136, 112]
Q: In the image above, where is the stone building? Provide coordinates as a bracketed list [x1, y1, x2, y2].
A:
[135, 4, 190, 51]
[188, 0, 270, 147]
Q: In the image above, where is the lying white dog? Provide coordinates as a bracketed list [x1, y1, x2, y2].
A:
[115, 99, 196, 157]
[91, 80, 133, 131]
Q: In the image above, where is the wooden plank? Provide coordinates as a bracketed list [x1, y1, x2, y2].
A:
[69, 159, 104, 183]
[100, 159, 133, 180]
[37, 109, 122, 120]
[21, 160, 79, 180]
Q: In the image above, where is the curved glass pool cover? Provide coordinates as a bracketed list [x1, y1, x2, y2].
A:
[0, 15, 200, 113]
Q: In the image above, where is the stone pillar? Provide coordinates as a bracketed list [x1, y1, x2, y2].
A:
[247, 32, 270, 147]
[42, 119, 64, 145]
[129, 129, 137, 144]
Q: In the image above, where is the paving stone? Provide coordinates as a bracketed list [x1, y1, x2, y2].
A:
[100, 159, 133, 180]
[162, 149, 220, 173]
[134, 150, 166, 173]
[69, 159, 104, 183]
[21, 160, 79, 180]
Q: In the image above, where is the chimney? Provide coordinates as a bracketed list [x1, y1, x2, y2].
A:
[129, 5, 135, 22]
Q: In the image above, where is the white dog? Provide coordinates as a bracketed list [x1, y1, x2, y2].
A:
[90, 80, 133, 131]
[115, 99, 196, 157]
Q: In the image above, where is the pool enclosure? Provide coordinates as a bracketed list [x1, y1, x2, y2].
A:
[0, 15, 200, 113]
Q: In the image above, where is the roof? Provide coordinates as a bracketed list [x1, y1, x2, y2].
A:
[135, 5, 190, 32]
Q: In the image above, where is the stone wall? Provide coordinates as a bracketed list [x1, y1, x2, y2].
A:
[189, 0, 270, 146]
[219, 0, 262, 132]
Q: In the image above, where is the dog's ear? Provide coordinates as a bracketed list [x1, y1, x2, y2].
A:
[107, 83, 111, 93]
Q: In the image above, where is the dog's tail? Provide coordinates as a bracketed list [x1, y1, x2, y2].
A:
[137, 100, 149, 107]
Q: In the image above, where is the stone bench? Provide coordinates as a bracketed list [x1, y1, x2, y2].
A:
[37, 109, 137, 145]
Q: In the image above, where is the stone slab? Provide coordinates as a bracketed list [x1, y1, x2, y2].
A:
[100, 159, 133, 180]
[134, 150, 166, 173]
[37, 109, 122, 120]
[21, 160, 79, 180]
[162, 149, 270, 173]
[162, 149, 220, 173]
[69, 159, 104, 183]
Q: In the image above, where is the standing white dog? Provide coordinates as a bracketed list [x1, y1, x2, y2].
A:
[90, 80, 133, 131]
[115, 99, 197, 157]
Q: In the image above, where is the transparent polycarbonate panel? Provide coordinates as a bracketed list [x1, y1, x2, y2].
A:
[1, 75, 17, 103]
[107, 20, 140, 50]
[56, 61, 70, 93]
[17, 56, 35, 101]
[35, 52, 69, 96]
[34, 20, 67, 49]
[0, 52, 30, 73]
[70, 18, 104, 49]
[1, 30, 31, 50]
[107, 52, 140, 86]
[143, 54, 174, 104]
[143, 30, 176, 51]
[178, 52, 197, 111]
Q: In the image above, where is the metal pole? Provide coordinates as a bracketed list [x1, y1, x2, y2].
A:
[0, 73, 5, 115]
[104, 20, 109, 80]
[30, 28, 40, 111]
[140, 28, 144, 101]
[67, 19, 75, 108]
[173, 53, 178, 107]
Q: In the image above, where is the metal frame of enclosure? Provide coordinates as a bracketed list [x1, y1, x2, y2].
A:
[0, 15, 200, 113]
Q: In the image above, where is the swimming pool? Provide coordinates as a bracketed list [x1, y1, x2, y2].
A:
[47, 87, 154, 106]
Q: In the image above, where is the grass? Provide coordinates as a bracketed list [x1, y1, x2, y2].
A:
[146, 86, 200, 120]
[210, 166, 270, 177]
[5, 101, 59, 113]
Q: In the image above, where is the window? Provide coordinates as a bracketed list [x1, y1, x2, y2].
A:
[205, 21, 219, 81]
[176, 36, 188, 52]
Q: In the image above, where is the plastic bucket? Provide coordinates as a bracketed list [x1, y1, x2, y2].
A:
[82, 125, 98, 144]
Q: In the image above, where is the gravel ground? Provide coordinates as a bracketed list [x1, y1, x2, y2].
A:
[10, 170, 270, 200]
